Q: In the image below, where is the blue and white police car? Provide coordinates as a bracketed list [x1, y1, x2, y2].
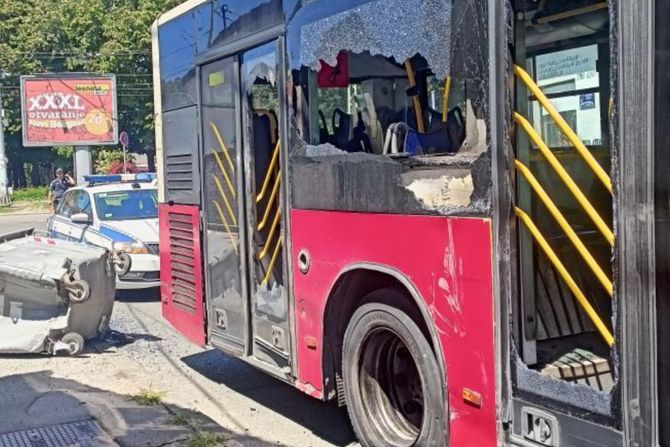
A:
[47, 173, 160, 290]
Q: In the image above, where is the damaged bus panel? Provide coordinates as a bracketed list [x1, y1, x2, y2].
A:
[153, 0, 662, 445]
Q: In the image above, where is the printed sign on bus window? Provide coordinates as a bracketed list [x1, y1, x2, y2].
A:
[580, 93, 596, 110]
[20, 75, 118, 147]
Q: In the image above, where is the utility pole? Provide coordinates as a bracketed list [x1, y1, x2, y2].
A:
[0, 88, 9, 205]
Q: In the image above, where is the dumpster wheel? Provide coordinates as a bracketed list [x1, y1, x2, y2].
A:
[66, 279, 90, 303]
[61, 332, 85, 356]
[114, 251, 132, 276]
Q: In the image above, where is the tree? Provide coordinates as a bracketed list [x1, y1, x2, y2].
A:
[0, 0, 180, 187]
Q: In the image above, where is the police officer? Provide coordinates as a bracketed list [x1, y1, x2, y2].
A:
[48, 168, 75, 212]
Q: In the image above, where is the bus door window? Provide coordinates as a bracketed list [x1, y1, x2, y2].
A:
[512, 0, 617, 424]
[242, 41, 290, 363]
[200, 56, 248, 350]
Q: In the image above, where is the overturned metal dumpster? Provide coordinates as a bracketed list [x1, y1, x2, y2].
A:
[0, 235, 117, 355]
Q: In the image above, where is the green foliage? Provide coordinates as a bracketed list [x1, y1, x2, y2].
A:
[0, 0, 181, 185]
[168, 413, 191, 426]
[130, 388, 166, 406]
[11, 186, 48, 202]
[95, 148, 135, 174]
[188, 432, 228, 447]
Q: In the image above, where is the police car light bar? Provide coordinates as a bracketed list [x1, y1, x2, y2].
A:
[84, 173, 157, 185]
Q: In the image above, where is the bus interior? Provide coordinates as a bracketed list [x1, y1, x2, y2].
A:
[512, 0, 616, 415]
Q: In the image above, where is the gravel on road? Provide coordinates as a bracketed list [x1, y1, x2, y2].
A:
[0, 291, 356, 447]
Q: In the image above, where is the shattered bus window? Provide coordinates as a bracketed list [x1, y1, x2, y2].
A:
[285, 0, 490, 216]
[286, 0, 489, 159]
[296, 51, 471, 157]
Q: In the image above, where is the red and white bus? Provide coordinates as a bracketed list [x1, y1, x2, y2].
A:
[152, 0, 667, 445]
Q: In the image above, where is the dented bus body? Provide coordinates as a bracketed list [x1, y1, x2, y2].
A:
[152, 0, 665, 445]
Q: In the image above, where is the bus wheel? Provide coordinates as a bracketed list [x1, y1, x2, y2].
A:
[343, 301, 445, 447]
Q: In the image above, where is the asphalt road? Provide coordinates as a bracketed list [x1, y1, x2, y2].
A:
[0, 212, 48, 235]
[0, 213, 358, 447]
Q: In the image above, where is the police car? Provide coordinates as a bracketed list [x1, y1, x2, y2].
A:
[47, 173, 160, 290]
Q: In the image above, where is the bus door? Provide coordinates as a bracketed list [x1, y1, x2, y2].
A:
[200, 55, 250, 355]
[200, 42, 290, 372]
[240, 41, 291, 372]
[509, 0, 621, 444]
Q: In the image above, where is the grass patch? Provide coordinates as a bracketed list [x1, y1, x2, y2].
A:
[169, 413, 191, 426]
[130, 388, 166, 406]
[12, 186, 49, 202]
[188, 432, 228, 447]
[0, 201, 49, 214]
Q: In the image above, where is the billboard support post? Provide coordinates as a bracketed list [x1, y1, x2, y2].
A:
[119, 131, 129, 175]
[74, 146, 92, 184]
[0, 88, 8, 204]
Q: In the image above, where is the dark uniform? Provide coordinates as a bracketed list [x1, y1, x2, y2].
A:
[50, 178, 70, 209]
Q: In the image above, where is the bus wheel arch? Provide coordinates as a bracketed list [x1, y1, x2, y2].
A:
[321, 265, 448, 443]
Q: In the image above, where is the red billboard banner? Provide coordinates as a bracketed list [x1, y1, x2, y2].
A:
[20, 75, 118, 147]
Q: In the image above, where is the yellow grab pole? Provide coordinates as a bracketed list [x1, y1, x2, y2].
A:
[514, 65, 612, 192]
[404, 60, 425, 133]
[515, 160, 613, 296]
[257, 173, 281, 231]
[262, 237, 283, 284]
[258, 209, 281, 260]
[212, 150, 236, 198]
[212, 176, 237, 225]
[515, 207, 614, 346]
[256, 142, 280, 204]
[209, 122, 235, 173]
[608, 97, 613, 118]
[212, 201, 238, 255]
[514, 112, 614, 246]
[442, 77, 452, 122]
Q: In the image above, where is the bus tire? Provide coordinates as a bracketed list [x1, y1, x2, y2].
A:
[342, 301, 446, 447]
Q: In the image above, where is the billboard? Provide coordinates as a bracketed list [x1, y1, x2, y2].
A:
[20, 75, 118, 147]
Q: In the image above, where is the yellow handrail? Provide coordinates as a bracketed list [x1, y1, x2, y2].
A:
[404, 60, 425, 133]
[515, 207, 614, 346]
[514, 112, 614, 246]
[212, 201, 238, 255]
[258, 209, 281, 260]
[514, 65, 612, 192]
[212, 149, 236, 199]
[515, 160, 613, 296]
[442, 77, 452, 123]
[212, 176, 237, 225]
[257, 173, 281, 231]
[262, 237, 283, 284]
[209, 122, 235, 173]
[256, 142, 280, 204]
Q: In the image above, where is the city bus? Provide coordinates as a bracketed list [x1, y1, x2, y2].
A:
[152, 0, 667, 445]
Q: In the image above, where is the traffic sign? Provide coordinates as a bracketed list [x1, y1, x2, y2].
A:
[119, 131, 129, 147]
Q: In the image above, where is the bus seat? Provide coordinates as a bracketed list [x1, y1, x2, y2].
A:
[356, 92, 384, 154]
[253, 113, 273, 193]
[426, 107, 444, 132]
[256, 109, 278, 144]
[402, 106, 465, 155]
[332, 108, 353, 149]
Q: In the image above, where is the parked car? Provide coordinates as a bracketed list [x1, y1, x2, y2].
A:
[47, 173, 160, 290]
